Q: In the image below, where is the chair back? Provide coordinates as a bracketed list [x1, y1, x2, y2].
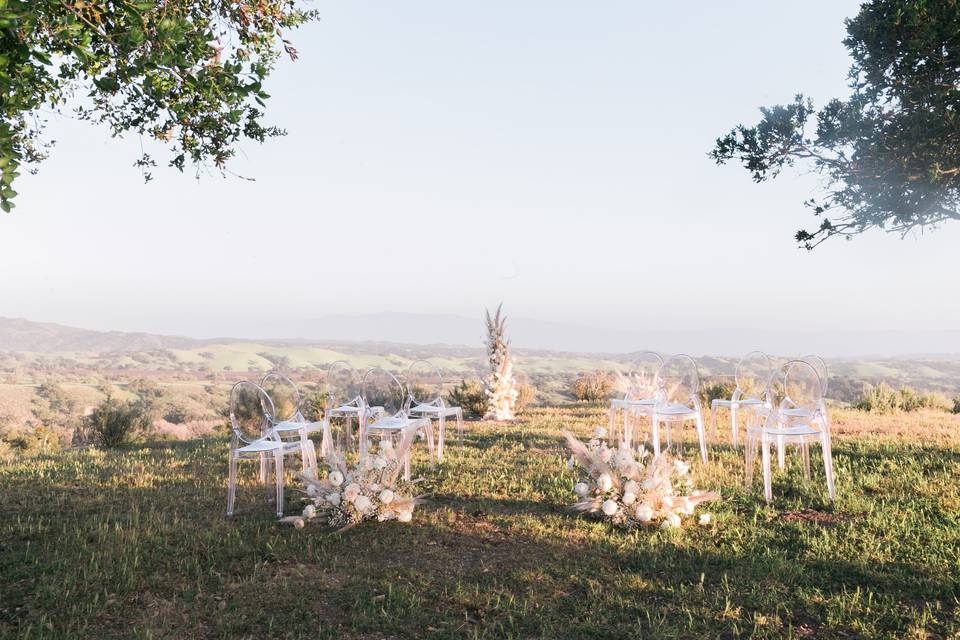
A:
[259, 371, 303, 424]
[655, 354, 700, 407]
[327, 360, 360, 408]
[624, 351, 663, 401]
[362, 367, 406, 417]
[404, 359, 444, 409]
[782, 360, 824, 414]
[802, 354, 829, 396]
[734, 351, 773, 401]
[229, 381, 274, 445]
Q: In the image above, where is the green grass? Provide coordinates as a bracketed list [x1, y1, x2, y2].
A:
[1, 406, 959, 639]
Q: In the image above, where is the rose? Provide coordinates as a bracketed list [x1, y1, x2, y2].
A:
[327, 471, 344, 487]
[302, 504, 316, 519]
[601, 499, 619, 516]
[379, 489, 395, 504]
[596, 473, 613, 492]
[698, 513, 712, 526]
[634, 503, 653, 523]
[622, 491, 637, 505]
[354, 495, 372, 513]
[397, 510, 412, 523]
[574, 482, 590, 497]
[326, 492, 341, 506]
[344, 483, 361, 503]
[660, 512, 681, 529]
[623, 480, 639, 495]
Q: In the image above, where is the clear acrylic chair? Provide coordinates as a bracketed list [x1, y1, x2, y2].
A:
[710, 351, 773, 448]
[608, 351, 663, 449]
[259, 371, 323, 477]
[226, 381, 304, 518]
[325, 360, 381, 452]
[404, 359, 463, 461]
[744, 359, 836, 503]
[360, 367, 434, 481]
[650, 354, 707, 463]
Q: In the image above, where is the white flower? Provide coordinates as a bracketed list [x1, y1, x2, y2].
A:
[302, 504, 316, 519]
[637, 445, 649, 460]
[397, 510, 412, 523]
[379, 489, 395, 504]
[327, 471, 344, 487]
[661, 496, 674, 510]
[326, 492, 341, 506]
[382, 440, 397, 461]
[302, 468, 316, 480]
[574, 482, 590, 497]
[673, 460, 690, 476]
[306, 484, 318, 497]
[566, 456, 575, 470]
[593, 426, 607, 439]
[615, 450, 633, 469]
[354, 495, 372, 513]
[641, 478, 656, 490]
[344, 483, 361, 503]
[622, 491, 637, 505]
[698, 513, 712, 526]
[596, 473, 613, 492]
[601, 499, 619, 516]
[678, 497, 694, 515]
[623, 480, 639, 495]
[373, 456, 387, 470]
[660, 512, 681, 529]
[599, 448, 613, 463]
[634, 503, 653, 523]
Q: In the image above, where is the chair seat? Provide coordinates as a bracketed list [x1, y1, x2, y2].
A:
[366, 416, 427, 431]
[748, 424, 820, 438]
[713, 398, 765, 408]
[409, 404, 460, 417]
[654, 403, 698, 417]
[272, 420, 326, 435]
[781, 407, 815, 418]
[236, 438, 302, 454]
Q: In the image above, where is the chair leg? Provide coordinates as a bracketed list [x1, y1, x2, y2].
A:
[761, 435, 773, 503]
[777, 434, 786, 470]
[274, 450, 284, 518]
[608, 404, 617, 445]
[731, 404, 739, 448]
[227, 453, 238, 516]
[744, 430, 754, 487]
[822, 431, 836, 500]
[456, 409, 464, 445]
[801, 441, 811, 480]
[652, 416, 661, 457]
[437, 413, 445, 462]
[259, 451, 268, 484]
[696, 412, 708, 463]
[425, 422, 436, 467]
[710, 400, 718, 440]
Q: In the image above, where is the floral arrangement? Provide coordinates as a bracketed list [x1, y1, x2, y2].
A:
[564, 427, 718, 529]
[283, 427, 426, 531]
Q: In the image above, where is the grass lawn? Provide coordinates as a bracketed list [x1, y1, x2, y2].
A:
[1, 406, 959, 639]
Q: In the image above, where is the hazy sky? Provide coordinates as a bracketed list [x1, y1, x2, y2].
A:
[3, 1, 959, 342]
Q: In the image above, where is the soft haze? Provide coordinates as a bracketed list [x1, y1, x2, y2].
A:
[3, 1, 959, 352]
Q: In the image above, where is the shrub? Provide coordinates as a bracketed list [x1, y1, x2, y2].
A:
[86, 396, 150, 448]
[447, 379, 487, 418]
[515, 383, 536, 415]
[855, 383, 949, 413]
[700, 380, 736, 406]
[954, 397, 960, 415]
[571, 371, 614, 402]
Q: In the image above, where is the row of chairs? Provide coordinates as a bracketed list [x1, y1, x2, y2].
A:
[226, 360, 463, 517]
[608, 351, 835, 502]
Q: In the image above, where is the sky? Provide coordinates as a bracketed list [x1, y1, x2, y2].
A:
[3, 1, 959, 350]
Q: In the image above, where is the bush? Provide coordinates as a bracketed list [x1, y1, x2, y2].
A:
[855, 383, 950, 413]
[954, 397, 960, 415]
[86, 396, 150, 448]
[447, 379, 487, 418]
[515, 383, 536, 415]
[700, 380, 736, 406]
[571, 371, 614, 402]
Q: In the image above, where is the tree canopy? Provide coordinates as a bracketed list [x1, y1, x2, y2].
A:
[0, 0, 317, 213]
[711, 0, 960, 249]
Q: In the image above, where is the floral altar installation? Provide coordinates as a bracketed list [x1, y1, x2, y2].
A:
[283, 424, 427, 531]
[564, 427, 718, 529]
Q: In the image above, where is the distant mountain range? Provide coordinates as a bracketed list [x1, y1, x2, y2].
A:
[1, 313, 958, 358]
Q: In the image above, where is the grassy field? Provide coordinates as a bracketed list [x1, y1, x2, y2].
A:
[1, 406, 959, 639]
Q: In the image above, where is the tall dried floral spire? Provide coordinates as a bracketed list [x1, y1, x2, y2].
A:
[484, 304, 518, 421]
